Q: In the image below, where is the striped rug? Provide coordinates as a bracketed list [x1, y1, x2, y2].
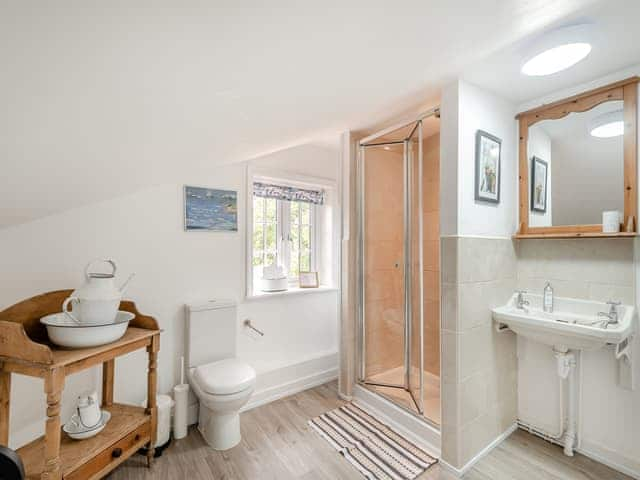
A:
[309, 403, 437, 480]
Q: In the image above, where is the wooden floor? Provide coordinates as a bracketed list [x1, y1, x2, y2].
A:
[107, 381, 631, 480]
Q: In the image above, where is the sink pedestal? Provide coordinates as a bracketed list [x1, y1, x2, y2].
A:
[554, 348, 577, 456]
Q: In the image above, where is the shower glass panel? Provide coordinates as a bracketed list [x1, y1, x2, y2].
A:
[359, 141, 406, 384]
[357, 118, 430, 419]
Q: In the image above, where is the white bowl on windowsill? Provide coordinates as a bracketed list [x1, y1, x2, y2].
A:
[260, 277, 288, 292]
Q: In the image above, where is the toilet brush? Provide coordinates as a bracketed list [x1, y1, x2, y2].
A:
[173, 356, 189, 440]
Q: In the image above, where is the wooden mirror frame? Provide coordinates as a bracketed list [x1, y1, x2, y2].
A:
[515, 77, 639, 239]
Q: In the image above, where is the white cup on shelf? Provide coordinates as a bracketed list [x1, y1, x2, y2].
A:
[603, 210, 622, 233]
[77, 391, 101, 428]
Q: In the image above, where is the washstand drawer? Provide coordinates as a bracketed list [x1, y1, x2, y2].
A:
[65, 422, 151, 480]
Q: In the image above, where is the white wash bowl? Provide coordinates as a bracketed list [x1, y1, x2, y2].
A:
[40, 311, 134, 348]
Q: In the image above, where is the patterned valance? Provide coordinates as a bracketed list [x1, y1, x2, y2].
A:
[253, 182, 325, 205]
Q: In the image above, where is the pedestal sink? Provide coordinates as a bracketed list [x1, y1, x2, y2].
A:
[492, 293, 637, 456]
[492, 293, 636, 351]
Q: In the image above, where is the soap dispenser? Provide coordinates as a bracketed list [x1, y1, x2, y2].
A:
[543, 282, 553, 313]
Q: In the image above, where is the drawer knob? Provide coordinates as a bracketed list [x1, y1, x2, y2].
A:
[112, 448, 123, 458]
[135, 434, 140, 441]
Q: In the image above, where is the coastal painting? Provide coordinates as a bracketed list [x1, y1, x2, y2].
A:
[184, 186, 238, 231]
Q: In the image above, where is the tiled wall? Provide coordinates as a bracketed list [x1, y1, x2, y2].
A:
[516, 238, 635, 304]
[441, 236, 518, 468]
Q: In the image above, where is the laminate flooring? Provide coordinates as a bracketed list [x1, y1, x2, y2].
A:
[107, 381, 631, 480]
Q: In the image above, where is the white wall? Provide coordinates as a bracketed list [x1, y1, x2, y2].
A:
[527, 126, 552, 227]
[440, 82, 459, 237]
[0, 143, 340, 449]
[456, 80, 518, 237]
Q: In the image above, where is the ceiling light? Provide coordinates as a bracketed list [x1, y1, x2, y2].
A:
[589, 110, 624, 138]
[522, 43, 591, 76]
[521, 24, 595, 77]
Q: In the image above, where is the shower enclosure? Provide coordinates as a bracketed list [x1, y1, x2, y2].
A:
[356, 109, 441, 426]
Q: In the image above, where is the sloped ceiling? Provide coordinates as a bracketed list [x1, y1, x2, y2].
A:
[0, 0, 607, 227]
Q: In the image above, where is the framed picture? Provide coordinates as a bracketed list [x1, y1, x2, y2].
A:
[299, 271, 319, 288]
[475, 130, 502, 203]
[530, 156, 548, 213]
[184, 185, 238, 231]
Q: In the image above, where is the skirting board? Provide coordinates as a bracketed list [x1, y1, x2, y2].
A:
[439, 423, 518, 477]
[516, 425, 640, 479]
[187, 352, 338, 425]
[577, 442, 640, 480]
[352, 384, 441, 459]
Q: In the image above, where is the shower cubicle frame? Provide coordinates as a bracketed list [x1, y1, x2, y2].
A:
[356, 107, 439, 420]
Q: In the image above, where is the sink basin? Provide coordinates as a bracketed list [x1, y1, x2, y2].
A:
[492, 294, 637, 351]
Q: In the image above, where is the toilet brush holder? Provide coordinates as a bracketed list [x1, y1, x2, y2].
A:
[173, 383, 189, 440]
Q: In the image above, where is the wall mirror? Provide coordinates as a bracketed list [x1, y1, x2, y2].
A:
[516, 77, 638, 238]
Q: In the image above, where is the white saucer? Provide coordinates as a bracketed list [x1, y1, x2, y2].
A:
[64, 410, 111, 440]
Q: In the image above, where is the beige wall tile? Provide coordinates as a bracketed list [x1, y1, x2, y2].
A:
[442, 282, 458, 332]
[441, 329, 458, 384]
[441, 237, 458, 284]
[458, 237, 517, 283]
[517, 238, 634, 287]
[458, 322, 494, 380]
[587, 282, 634, 304]
[459, 372, 488, 426]
[516, 276, 589, 300]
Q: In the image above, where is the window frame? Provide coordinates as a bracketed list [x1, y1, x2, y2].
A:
[247, 169, 327, 297]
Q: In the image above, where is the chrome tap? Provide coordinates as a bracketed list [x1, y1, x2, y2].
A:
[597, 301, 621, 329]
[515, 290, 529, 310]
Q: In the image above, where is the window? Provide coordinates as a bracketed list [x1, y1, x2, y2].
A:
[250, 179, 324, 291]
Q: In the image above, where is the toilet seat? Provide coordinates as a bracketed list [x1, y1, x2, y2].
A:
[193, 358, 256, 395]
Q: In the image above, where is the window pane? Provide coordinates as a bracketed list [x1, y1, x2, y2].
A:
[300, 252, 310, 272]
[301, 225, 310, 250]
[266, 252, 276, 266]
[289, 253, 299, 278]
[290, 201, 300, 225]
[301, 203, 310, 224]
[253, 196, 264, 223]
[253, 251, 264, 267]
[253, 224, 264, 251]
[265, 224, 277, 251]
[266, 198, 277, 222]
[290, 225, 299, 249]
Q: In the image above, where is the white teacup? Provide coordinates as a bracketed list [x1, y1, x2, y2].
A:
[77, 391, 101, 429]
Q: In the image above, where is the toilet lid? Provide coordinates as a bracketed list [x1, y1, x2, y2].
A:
[194, 359, 256, 395]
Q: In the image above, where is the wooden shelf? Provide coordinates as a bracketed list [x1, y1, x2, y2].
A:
[18, 404, 150, 480]
[514, 232, 637, 239]
[49, 328, 158, 374]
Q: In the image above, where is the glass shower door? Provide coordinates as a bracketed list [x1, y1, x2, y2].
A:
[358, 142, 406, 389]
[407, 121, 424, 414]
[357, 120, 424, 416]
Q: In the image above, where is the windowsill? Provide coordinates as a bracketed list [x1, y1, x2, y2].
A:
[245, 285, 338, 301]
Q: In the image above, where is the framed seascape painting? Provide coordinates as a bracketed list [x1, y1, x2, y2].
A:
[530, 156, 548, 213]
[475, 130, 502, 204]
[184, 186, 238, 231]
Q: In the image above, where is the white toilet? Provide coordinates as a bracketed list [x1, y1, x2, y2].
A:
[185, 300, 256, 450]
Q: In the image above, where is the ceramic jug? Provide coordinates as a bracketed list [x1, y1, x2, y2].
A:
[62, 259, 134, 324]
[77, 391, 101, 428]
